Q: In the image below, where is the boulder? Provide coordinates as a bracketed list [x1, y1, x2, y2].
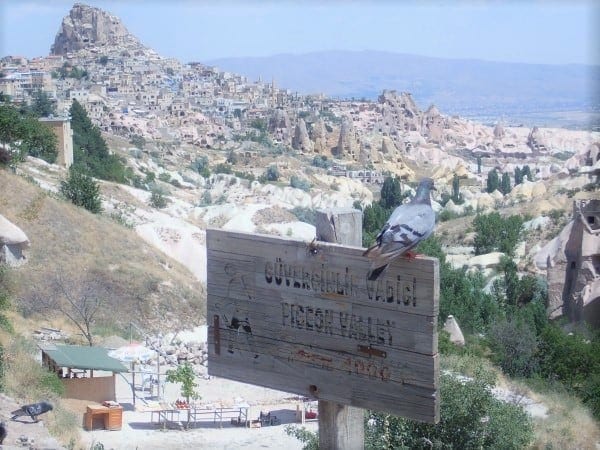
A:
[0, 214, 30, 267]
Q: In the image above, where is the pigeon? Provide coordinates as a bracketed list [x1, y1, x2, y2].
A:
[11, 401, 53, 422]
[0, 421, 6, 444]
[363, 178, 436, 280]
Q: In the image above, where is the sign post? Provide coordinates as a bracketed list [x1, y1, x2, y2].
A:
[206, 216, 439, 434]
[315, 208, 365, 450]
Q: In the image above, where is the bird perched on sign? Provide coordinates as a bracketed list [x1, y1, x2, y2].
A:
[11, 401, 53, 422]
[363, 178, 436, 280]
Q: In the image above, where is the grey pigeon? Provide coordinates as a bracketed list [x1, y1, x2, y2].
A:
[11, 401, 53, 422]
[363, 178, 436, 280]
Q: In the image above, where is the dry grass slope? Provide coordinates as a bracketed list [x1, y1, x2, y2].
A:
[0, 169, 205, 336]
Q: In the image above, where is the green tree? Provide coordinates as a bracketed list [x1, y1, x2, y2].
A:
[486, 169, 499, 193]
[29, 90, 56, 117]
[472, 212, 523, 256]
[98, 56, 109, 65]
[451, 174, 463, 204]
[0, 103, 57, 164]
[501, 172, 511, 194]
[514, 166, 523, 185]
[18, 116, 58, 163]
[477, 155, 482, 174]
[191, 156, 210, 178]
[166, 362, 200, 427]
[60, 167, 102, 213]
[379, 176, 404, 209]
[362, 202, 391, 247]
[521, 165, 532, 181]
[70, 99, 127, 182]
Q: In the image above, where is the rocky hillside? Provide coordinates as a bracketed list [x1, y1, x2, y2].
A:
[0, 169, 204, 335]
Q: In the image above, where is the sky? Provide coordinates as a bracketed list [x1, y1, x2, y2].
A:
[0, 0, 598, 66]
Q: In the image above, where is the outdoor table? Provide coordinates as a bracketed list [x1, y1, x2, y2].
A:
[137, 402, 185, 430]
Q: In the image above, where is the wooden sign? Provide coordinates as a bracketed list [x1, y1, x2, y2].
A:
[206, 228, 439, 423]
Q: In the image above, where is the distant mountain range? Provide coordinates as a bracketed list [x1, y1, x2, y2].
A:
[207, 50, 599, 126]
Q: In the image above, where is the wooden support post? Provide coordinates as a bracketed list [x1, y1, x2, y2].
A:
[315, 208, 364, 450]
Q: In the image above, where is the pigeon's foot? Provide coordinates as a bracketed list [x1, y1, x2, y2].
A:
[403, 251, 418, 260]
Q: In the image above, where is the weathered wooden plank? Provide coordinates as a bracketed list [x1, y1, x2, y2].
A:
[208, 358, 438, 424]
[206, 236, 439, 317]
[208, 326, 438, 389]
[207, 292, 437, 355]
[206, 228, 440, 422]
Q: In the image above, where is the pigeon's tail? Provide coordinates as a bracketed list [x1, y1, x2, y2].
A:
[10, 408, 24, 418]
[367, 264, 388, 281]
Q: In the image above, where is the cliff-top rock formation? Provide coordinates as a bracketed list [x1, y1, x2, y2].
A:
[51, 3, 143, 55]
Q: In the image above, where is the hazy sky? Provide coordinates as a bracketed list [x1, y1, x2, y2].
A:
[1, 1, 598, 65]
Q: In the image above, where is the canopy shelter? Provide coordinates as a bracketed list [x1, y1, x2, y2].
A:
[39, 343, 128, 403]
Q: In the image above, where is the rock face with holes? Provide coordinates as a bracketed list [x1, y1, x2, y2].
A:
[537, 199, 600, 327]
[51, 3, 142, 55]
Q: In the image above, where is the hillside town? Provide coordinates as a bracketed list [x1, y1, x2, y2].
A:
[0, 3, 599, 450]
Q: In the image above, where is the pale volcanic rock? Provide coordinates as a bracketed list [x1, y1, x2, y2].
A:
[311, 119, 328, 154]
[509, 180, 547, 201]
[468, 252, 505, 270]
[51, 3, 143, 55]
[292, 118, 313, 153]
[381, 136, 398, 155]
[443, 315, 465, 346]
[336, 116, 359, 159]
[474, 192, 496, 211]
[0, 215, 30, 247]
[493, 122, 506, 140]
[422, 104, 445, 144]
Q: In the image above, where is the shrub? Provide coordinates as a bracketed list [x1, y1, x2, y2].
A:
[312, 155, 332, 169]
[191, 156, 210, 178]
[149, 188, 168, 209]
[365, 366, 534, 449]
[290, 175, 311, 191]
[158, 172, 171, 183]
[214, 163, 233, 174]
[291, 207, 316, 225]
[60, 167, 102, 213]
[265, 165, 280, 182]
[488, 318, 539, 377]
[285, 425, 318, 450]
[234, 171, 255, 182]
